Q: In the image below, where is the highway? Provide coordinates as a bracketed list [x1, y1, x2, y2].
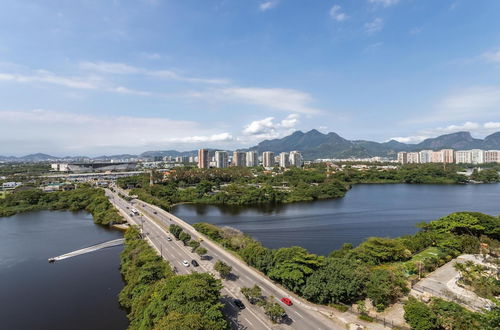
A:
[106, 187, 344, 330]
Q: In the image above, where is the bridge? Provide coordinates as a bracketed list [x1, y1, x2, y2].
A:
[48, 238, 125, 263]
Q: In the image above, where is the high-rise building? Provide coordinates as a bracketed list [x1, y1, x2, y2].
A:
[289, 151, 302, 167]
[431, 151, 443, 163]
[455, 150, 472, 164]
[246, 151, 258, 167]
[197, 149, 209, 168]
[484, 150, 500, 163]
[407, 152, 419, 163]
[262, 151, 275, 168]
[441, 149, 454, 163]
[215, 151, 228, 168]
[419, 150, 433, 163]
[232, 151, 246, 167]
[470, 149, 484, 164]
[279, 152, 290, 168]
[397, 152, 408, 164]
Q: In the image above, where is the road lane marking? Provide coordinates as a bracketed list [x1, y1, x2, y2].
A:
[244, 317, 253, 326]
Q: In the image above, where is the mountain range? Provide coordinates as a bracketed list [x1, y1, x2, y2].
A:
[1, 130, 499, 162]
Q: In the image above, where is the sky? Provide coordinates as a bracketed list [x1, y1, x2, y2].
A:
[1, 0, 500, 156]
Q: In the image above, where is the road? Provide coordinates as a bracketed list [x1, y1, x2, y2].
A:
[106, 188, 344, 330]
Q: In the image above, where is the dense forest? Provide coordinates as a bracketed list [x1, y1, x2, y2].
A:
[117, 164, 475, 210]
[0, 187, 123, 225]
[119, 227, 228, 330]
[193, 211, 499, 326]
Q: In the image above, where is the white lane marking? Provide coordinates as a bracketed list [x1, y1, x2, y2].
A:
[244, 317, 253, 326]
[294, 311, 304, 319]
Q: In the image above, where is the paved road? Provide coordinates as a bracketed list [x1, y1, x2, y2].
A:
[106, 188, 343, 330]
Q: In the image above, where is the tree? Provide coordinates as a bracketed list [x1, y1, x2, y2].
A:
[365, 268, 409, 310]
[352, 237, 412, 264]
[188, 240, 200, 252]
[214, 260, 232, 278]
[264, 300, 285, 323]
[404, 297, 439, 330]
[302, 258, 368, 304]
[169, 224, 183, 239]
[241, 285, 262, 304]
[195, 247, 208, 257]
[179, 232, 191, 245]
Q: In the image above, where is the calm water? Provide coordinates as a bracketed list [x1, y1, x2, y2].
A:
[0, 211, 128, 330]
[173, 184, 500, 255]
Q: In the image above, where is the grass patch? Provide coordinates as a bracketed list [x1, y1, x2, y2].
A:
[329, 303, 349, 312]
[358, 314, 374, 322]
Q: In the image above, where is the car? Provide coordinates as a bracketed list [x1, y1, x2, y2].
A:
[153, 211, 157, 214]
[129, 213, 134, 217]
[280, 297, 293, 306]
[182, 260, 190, 267]
[166, 236, 172, 241]
[126, 206, 129, 209]
[191, 260, 199, 267]
[233, 299, 245, 310]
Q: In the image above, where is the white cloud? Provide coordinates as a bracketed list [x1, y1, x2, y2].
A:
[365, 18, 384, 34]
[80, 61, 229, 84]
[329, 5, 348, 22]
[440, 86, 500, 111]
[408, 86, 500, 124]
[242, 114, 300, 139]
[390, 135, 428, 144]
[0, 109, 234, 155]
[480, 50, 500, 63]
[368, 0, 399, 7]
[216, 87, 322, 114]
[280, 114, 299, 128]
[390, 121, 500, 144]
[0, 70, 156, 96]
[259, 1, 279, 11]
[484, 121, 500, 129]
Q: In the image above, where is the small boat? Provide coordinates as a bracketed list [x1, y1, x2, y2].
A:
[48, 258, 56, 263]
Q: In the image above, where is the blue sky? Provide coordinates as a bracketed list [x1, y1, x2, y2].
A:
[1, 0, 500, 156]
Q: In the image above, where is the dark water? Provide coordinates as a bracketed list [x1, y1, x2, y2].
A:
[172, 184, 500, 255]
[0, 211, 128, 330]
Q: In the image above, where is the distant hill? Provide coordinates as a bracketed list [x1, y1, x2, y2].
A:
[245, 130, 500, 160]
[1, 130, 499, 162]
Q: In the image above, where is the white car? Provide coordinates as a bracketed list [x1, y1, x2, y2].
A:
[182, 260, 190, 267]
[167, 236, 172, 241]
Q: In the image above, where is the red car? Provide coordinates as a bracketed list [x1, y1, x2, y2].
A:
[281, 297, 293, 306]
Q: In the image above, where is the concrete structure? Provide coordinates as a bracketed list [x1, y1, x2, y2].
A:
[484, 150, 500, 163]
[407, 152, 420, 164]
[397, 152, 408, 164]
[214, 151, 229, 168]
[470, 149, 484, 164]
[419, 150, 433, 164]
[431, 150, 443, 163]
[51, 162, 137, 173]
[246, 151, 258, 167]
[279, 152, 290, 168]
[289, 150, 302, 167]
[197, 149, 209, 169]
[262, 151, 275, 168]
[441, 149, 455, 163]
[232, 151, 246, 167]
[456, 150, 473, 164]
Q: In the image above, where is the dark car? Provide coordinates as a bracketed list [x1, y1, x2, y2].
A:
[233, 299, 245, 310]
[191, 260, 199, 267]
[153, 211, 157, 214]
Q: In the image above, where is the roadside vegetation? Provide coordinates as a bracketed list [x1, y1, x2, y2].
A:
[192, 212, 499, 318]
[404, 297, 499, 330]
[0, 186, 124, 225]
[119, 226, 228, 330]
[117, 164, 472, 210]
